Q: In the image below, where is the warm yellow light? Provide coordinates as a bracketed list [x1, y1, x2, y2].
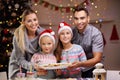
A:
[35, 10, 38, 13]
[0, 21, 2, 24]
[74, 4, 78, 6]
[96, 20, 98, 23]
[97, 13, 100, 16]
[60, 4, 63, 7]
[17, 18, 19, 20]
[6, 50, 9, 53]
[91, 2, 94, 5]
[20, 16, 22, 18]
[84, 3, 87, 6]
[0, 65, 3, 67]
[95, 6, 98, 8]
[70, 15, 73, 18]
[34, 3, 38, 6]
[7, 44, 10, 47]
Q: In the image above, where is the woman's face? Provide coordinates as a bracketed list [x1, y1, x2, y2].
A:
[23, 13, 39, 33]
[59, 29, 72, 45]
[40, 36, 54, 54]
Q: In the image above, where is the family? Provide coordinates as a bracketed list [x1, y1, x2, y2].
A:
[8, 5, 104, 80]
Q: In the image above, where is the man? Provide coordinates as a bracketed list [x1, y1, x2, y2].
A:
[69, 5, 104, 78]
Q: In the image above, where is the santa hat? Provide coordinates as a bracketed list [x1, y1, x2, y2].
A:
[39, 29, 55, 45]
[58, 22, 72, 35]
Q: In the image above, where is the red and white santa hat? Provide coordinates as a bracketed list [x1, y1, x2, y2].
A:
[39, 29, 55, 45]
[58, 22, 72, 35]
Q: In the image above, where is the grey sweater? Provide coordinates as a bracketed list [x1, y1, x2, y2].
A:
[8, 27, 44, 79]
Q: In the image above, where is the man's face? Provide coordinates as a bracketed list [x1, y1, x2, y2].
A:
[73, 10, 90, 32]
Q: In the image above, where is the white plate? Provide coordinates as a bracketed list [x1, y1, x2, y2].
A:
[39, 63, 71, 70]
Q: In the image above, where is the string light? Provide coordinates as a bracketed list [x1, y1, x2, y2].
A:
[6, 50, 9, 53]
[74, 3, 78, 6]
[97, 13, 100, 16]
[95, 5, 98, 8]
[34, 3, 38, 6]
[17, 18, 19, 20]
[35, 10, 38, 13]
[91, 2, 94, 5]
[0, 21, 2, 24]
[96, 20, 98, 23]
[84, 3, 87, 6]
[7, 44, 10, 47]
[60, 4, 63, 7]
[31, 0, 104, 25]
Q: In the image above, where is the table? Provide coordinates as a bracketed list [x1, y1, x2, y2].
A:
[14, 78, 93, 80]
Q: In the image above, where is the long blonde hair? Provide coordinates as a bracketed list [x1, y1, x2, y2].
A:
[14, 9, 36, 53]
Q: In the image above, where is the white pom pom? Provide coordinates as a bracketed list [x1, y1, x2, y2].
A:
[60, 23, 64, 27]
[51, 31, 55, 36]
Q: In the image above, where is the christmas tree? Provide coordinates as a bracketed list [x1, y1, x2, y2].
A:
[0, 0, 31, 75]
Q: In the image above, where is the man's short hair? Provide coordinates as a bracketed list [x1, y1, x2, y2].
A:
[73, 5, 89, 16]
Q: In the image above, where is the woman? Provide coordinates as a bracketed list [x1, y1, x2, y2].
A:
[8, 8, 45, 79]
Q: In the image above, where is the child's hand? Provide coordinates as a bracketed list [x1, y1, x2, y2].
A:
[34, 63, 47, 75]
[36, 70, 47, 76]
[67, 61, 80, 69]
[55, 69, 62, 75]
[34, 63, 44, 71]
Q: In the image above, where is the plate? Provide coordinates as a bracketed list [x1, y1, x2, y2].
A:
[39, 63, 71, 70]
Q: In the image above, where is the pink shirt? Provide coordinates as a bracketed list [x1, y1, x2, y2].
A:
[31, 53, 57, 65]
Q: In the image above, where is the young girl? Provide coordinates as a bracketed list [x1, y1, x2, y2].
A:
[31, 29, 57, 79]
[54, 22, 87, 78]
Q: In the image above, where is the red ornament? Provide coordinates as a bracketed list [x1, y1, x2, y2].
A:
[44, 2, 49, 7]
[55, 7, 59, 11]
[66, 7, 70, 13]
[34, 0, 39, 3]
[3, 29, 9, 35]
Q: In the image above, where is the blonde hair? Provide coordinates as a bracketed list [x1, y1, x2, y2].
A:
[14, 9, 36, 53]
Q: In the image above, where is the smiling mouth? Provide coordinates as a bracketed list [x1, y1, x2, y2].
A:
[79, 23, 84, 26]
[30, 26, 36, 29]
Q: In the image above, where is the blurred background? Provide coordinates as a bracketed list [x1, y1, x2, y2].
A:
[0, 0, 120, 77]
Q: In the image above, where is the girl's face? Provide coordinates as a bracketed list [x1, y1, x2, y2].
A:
[23, 13, 39, 33]
[40, 36, 54, 54]
[59, 29, 72, 44]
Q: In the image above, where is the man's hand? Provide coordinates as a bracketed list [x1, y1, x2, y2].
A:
[68, 61, 82, 69]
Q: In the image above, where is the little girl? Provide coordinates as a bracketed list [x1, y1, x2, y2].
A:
[31, 29, 57, 79]
[54, 22, 87, 78]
